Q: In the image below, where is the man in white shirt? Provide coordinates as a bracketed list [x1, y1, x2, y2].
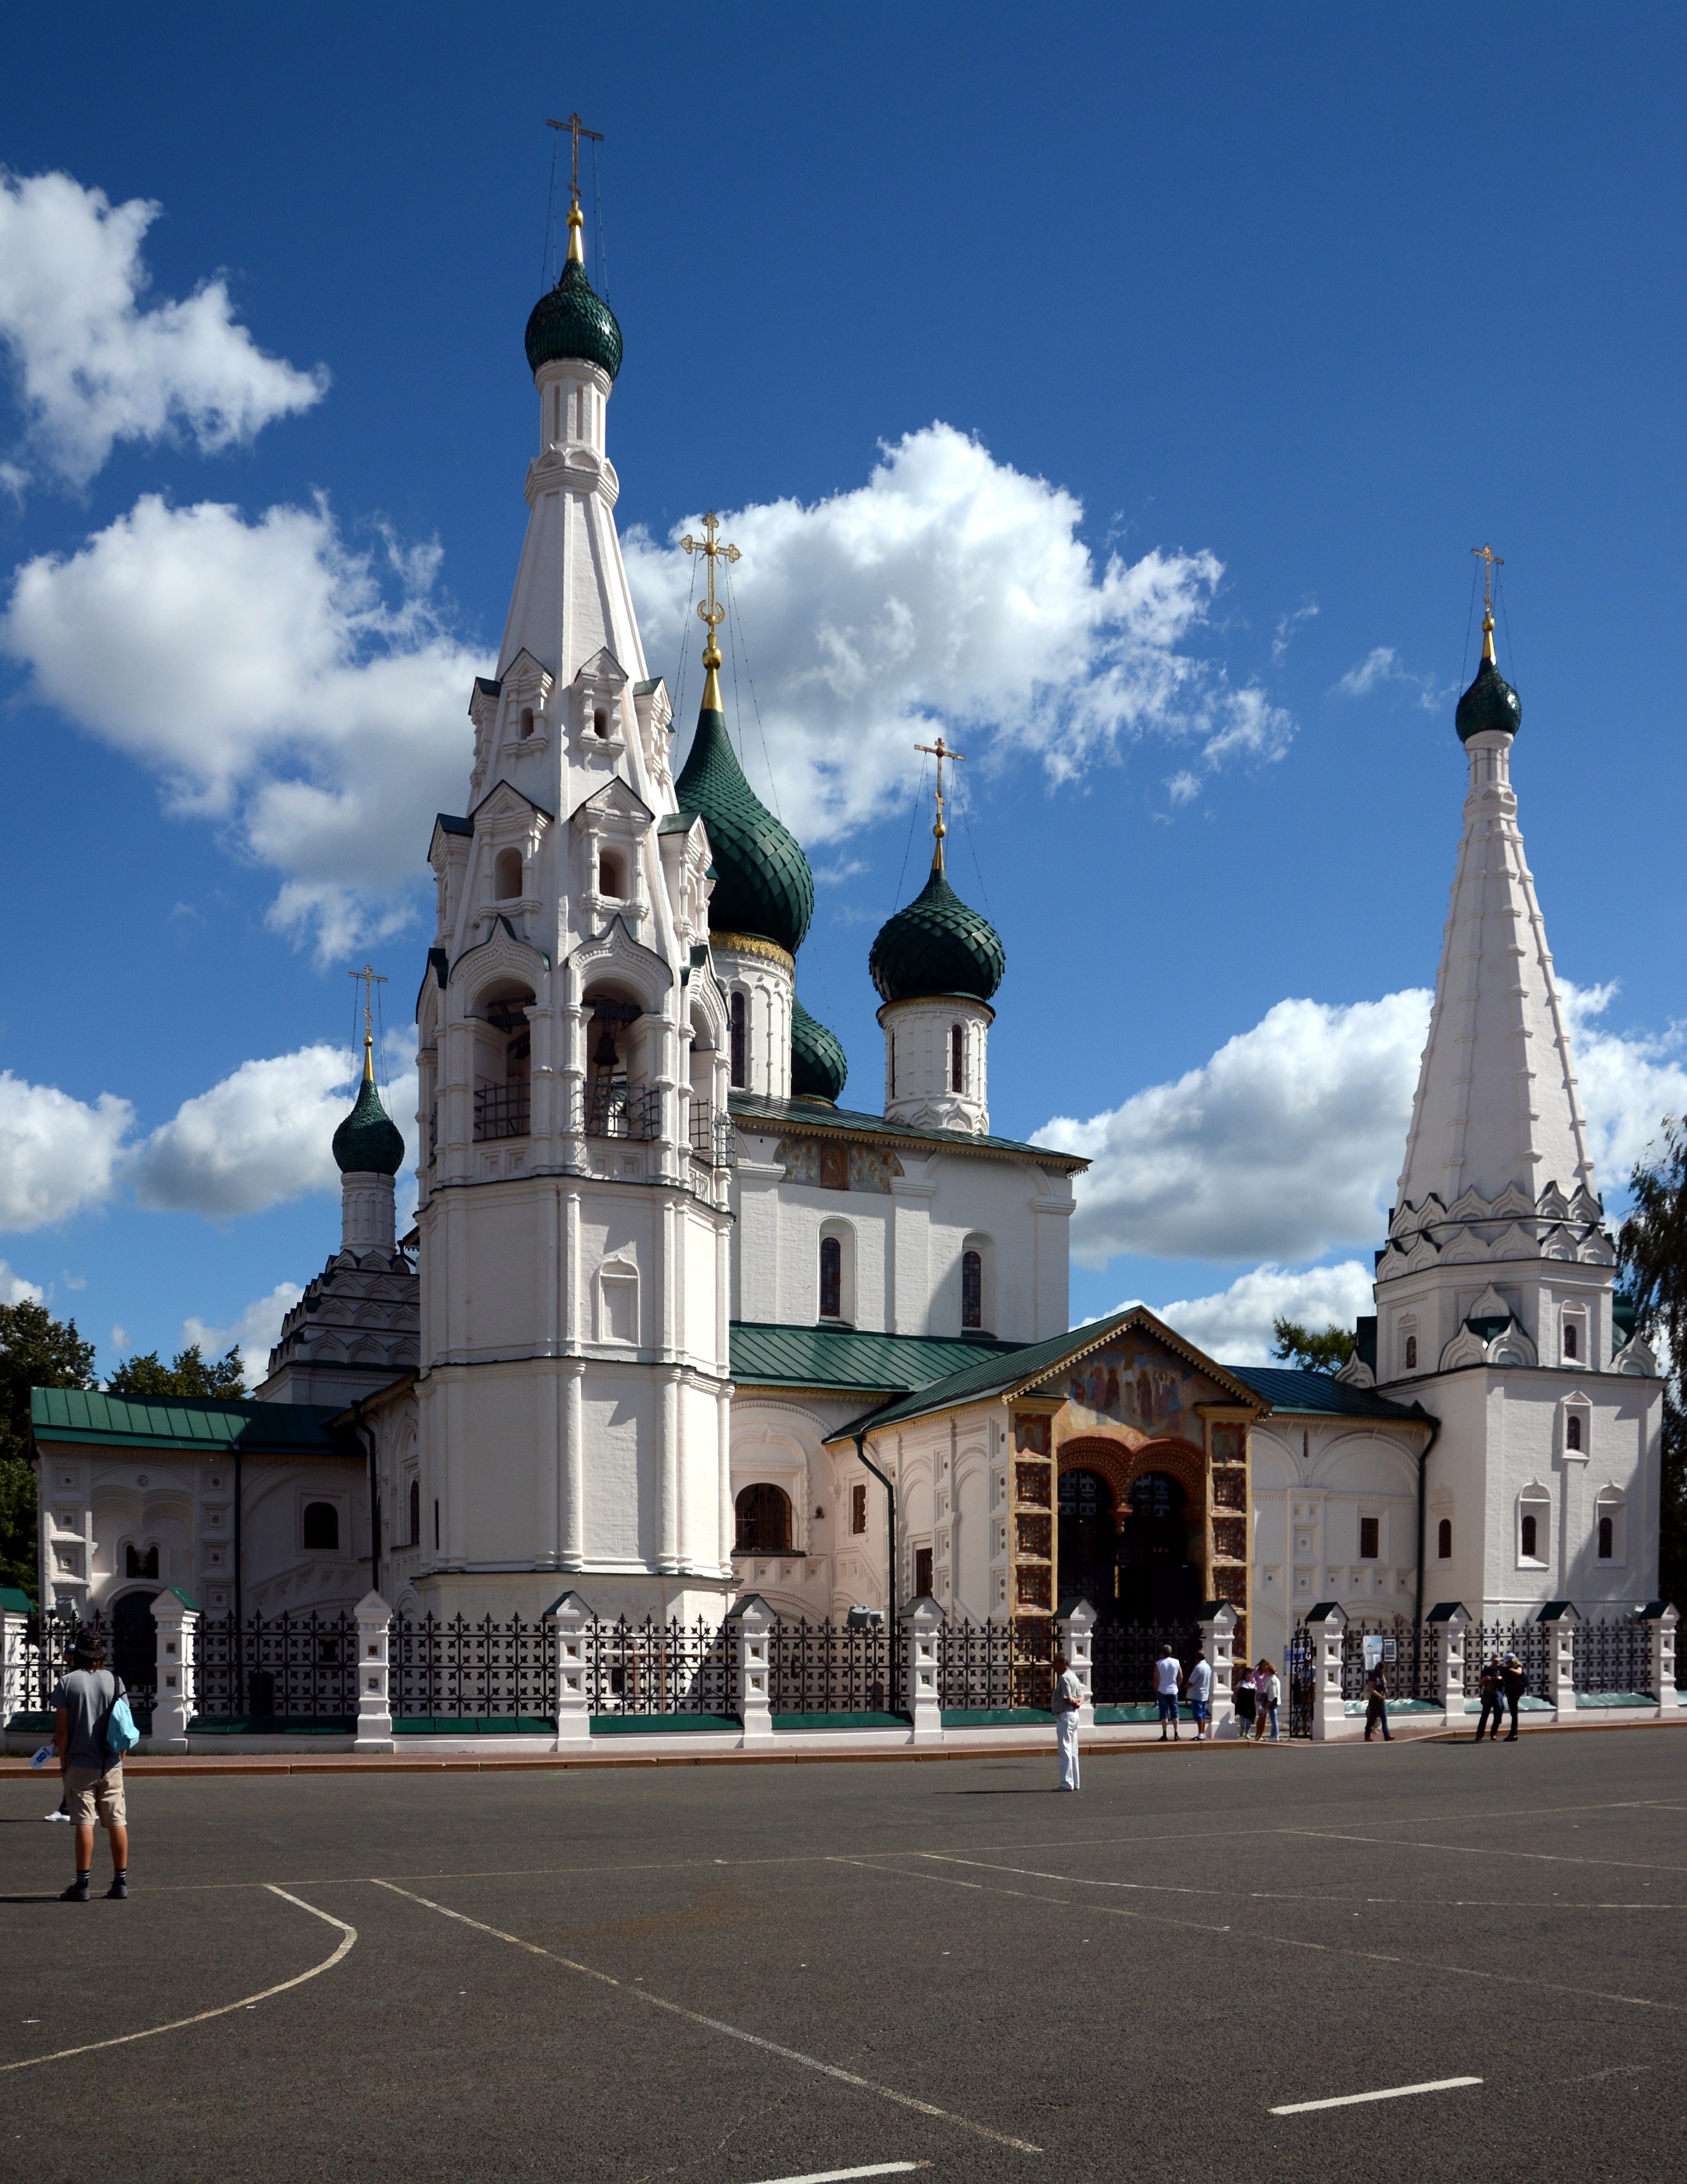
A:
[1154, 1647, 1184, 1741]
[1053, 1651, 1084, 1790]
[1185, 1652, 1213, 1741]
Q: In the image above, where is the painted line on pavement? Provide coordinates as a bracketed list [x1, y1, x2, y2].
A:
[744, 2165, 929, 2182]
[372, 1879, 1041, 2154]
[1280, 1827, 1687, 1877]
[1271, 2075, 1482, 2115]
[0, 1886, 355, 2073]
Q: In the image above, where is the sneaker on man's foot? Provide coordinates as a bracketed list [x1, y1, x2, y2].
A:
[59, 1878, 90, 1903]
[44, 1807, 71, 1822]
[106, 1875, 128, 1899]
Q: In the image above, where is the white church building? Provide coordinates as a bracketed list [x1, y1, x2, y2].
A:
[30, 195, 1665, 1682]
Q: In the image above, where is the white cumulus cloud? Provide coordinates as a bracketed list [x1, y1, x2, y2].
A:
[1560, 980, 1687, 1191]
[0, 1260, 44, 1305]
[0, 1072, 134, 1232]
[1151, 1260, 1377, 1367]
[184, 1281, 307, 1386]
[1040, 991, 1434, 1268]
[625, 424, 1294, 843]
[2, 494, 488, 956]
[0, 168, 326, 489]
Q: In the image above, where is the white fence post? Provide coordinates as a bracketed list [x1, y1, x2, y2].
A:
[1056, 1596, 1097, 1728]
[1642, 1600, 1679, 1714]
[352, 1590, 394, 1752]
[545, 1590, 595, 1747]
[149, 1587, 199, 1753]
[1304, 1601, 1349, 1740]
[732, 1595, 776, 1747]
[1, 1592, 34, 1737]
[1196, 1600, 1237, 1736]
[1427, 1601, 1470, 1730]
[905, 1595, 944, 1745]
[1539, 1600, 1579, 1722]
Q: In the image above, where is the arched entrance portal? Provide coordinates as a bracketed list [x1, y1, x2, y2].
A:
[1119, 1471, 1199, 1626]
[110, 1589, 156, 1703]
[1056, 1467, 1117, 1619]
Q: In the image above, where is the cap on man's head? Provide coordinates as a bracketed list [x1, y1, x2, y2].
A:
[73, 1632, 107, 1663]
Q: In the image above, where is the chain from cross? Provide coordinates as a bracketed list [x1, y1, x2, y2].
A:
[680, 513, 741, 664]
[915, 735, 966, 848]
[546, 112, 603, 210]
[1471, 540, 1504, 612]
[348, 962, 388, 1047]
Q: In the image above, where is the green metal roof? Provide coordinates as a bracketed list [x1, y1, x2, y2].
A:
[791, 998, 848, 1103]
[730, 1321, 1021, 1395]
[31, 1387, 349, 1456]
[332, 1069, 405, 1177]
[1455, 654, 1521, 744]
[728, 1092, 1087, 1170]
[830, 1306, 1267, 1441]
[674, 704, 814, 954]
[870, 851, 1004, 1006]
[1226, 1367, 1431, 1421]
[524, 257, 623, 381]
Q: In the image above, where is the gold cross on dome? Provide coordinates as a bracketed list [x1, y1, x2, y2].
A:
[681, 513, 741, 670]
[348, 963, 388, 1074]
[915, 735, 966, 865]
[546, 112, 603, 212]
[1471, 540, 1504, 661]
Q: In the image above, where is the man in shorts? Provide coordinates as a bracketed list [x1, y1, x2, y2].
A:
[1185, 1651, 1213, 1740]
[49, 1631, 130, 1902]
[1154, 1645, 1184, 1741]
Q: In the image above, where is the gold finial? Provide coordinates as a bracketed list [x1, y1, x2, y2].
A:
[914, 736, 966, 872]
[348, 963, 388, 1084]
[547, 112, 603, 269]
[1472, 541, 1504, 665]
[681, 512, 742, 712]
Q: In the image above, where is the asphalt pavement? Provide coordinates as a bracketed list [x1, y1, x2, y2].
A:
[3, 1727, 1684, 2183]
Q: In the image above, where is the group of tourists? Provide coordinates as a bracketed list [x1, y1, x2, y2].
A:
[1473, 1654, 1529, 1742]
[1151, 1647, 1282, 1743]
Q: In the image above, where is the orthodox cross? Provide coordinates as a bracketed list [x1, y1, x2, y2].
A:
[348, 962, 387, 1071]
[1471, 540, 1504, 659]
[915, 736, 966, 864]
[546, 112, 603, 213]
[680, 513, 741, 665]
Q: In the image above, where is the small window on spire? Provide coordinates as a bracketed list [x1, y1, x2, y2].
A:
[1564, 1320, 1579, 1361]
[519, 706, 534, 740]
[730, 992, 747, 1090]
[494, 848, 523, 900]
[951, 1024, 965, 1094]
[594, 707, 610, 738]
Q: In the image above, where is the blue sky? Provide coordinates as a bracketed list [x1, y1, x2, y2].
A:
[3, 5, 1686, 1372]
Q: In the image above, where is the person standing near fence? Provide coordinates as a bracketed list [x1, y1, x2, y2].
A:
[1053, 1650, 1083, 1790]
[1154, 1644, 1184, 1741]
[1255, 1660, 1281, 1741]
[1233, 1658, 1257, 1740]
[1185, 1651, 1213, 1741]
[1500, 1652, 1527, 1741]
[1473, 1657, 1503, 1742]
[1363, 1658, 1392, 1742]
[48, 1631, 130, 1902]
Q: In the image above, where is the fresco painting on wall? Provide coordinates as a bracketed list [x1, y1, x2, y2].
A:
[1065, 1345, 1196, 1441]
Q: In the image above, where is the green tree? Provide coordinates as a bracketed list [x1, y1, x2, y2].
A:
[1616, 1115, 1687, 1608]
[0, 1300, 97, 1600]
[1270, 1316, 1356, 1374]
[107, 1343, 247, 1399]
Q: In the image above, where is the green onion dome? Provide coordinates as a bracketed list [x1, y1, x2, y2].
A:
[1456, 628, 1521, 744]
[869, 853, 1005, 1006]
[675, 703, 814, 955]
[791, 998, 848, 1103]
[524, 256, 623, 383]
[332, 1044, 405, 1177]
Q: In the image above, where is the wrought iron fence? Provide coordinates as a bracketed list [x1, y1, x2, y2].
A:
[1090, 1620, 1201, 1707]
[1574, 1615, 1656, 1694]
[588, 1615, 737, 1716]
[195, 1612, 357, 1723]
[768, 1616, 898, 1714]
[1462, 1619, 1552, 1702]
[392, 1613, 555, 1724]
[585, 1084, 663, 1142]
[935, 1618, 1049, 1711]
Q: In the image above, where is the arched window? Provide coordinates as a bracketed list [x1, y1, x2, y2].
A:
[951, 1023, 965, 1094]
[124, 1542, 159, 1580]
[1520, 1513, 1538, 1558]
[961, 1248, 982, 1329]
[1405, 1335, 1418, 1371]
[887, 1032, 896, 1101]
[1563, 1320, 1578, 1361]
[734, 1482, 792, 1554]
[302, 1501, 339, 1552]
[593, 707, 610, 738]
[1566, 1412, 1582, 1451]
[1598, 1514, 1614, 1559]
[819, 1235, 842, 1320]
[730, 992, 747, 1089]
[519, 705, 534, 740]
[1437, 1516, 1452, 1559]
[1596, 1488, 1624, 1563]
[408, 1477, 420, 1548]
[494, 847, 523, 900]
[598, 852, 622, 898]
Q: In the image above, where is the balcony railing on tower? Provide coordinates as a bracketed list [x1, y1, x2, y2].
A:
[473, 1082, 530, 1141]
[584, 1083, 662, 1141]
[688, 1102, 736, 1169]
